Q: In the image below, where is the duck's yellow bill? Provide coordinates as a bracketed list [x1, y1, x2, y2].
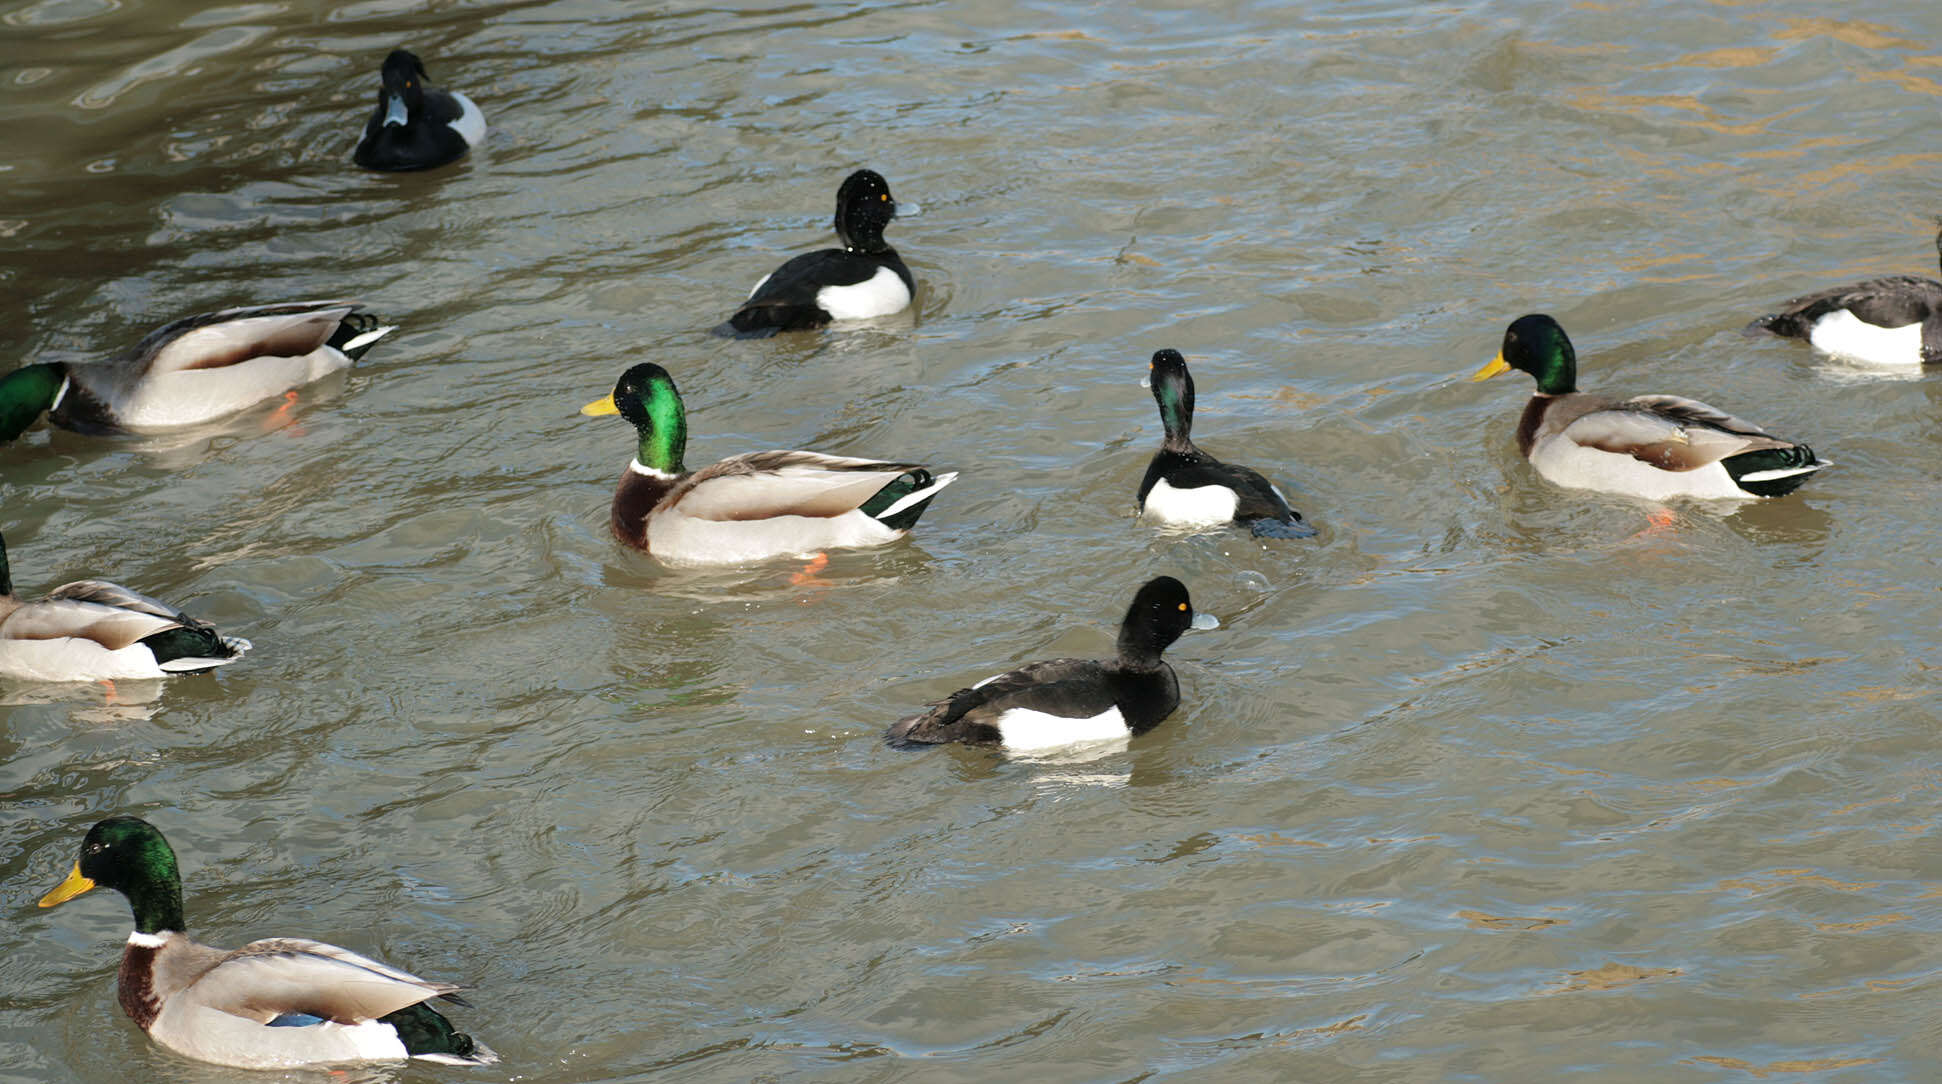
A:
[580, 394, 619, 417]
[1469, 353, 1511, 382]
[39, 863, 95, 908]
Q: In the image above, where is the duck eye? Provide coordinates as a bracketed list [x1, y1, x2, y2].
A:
[1177, 603, 1187, 611]
[879, 193, 888, 201]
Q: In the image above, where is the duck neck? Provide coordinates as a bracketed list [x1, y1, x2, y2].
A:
[1116, 625, 1169, 671]
[124, 874, 186, 936]
[0, 363, 67, 442]
[635, 384, 688, 474]
[1156, 378, 1195, 452]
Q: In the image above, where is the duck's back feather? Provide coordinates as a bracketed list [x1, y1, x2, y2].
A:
[673, 451, 931, 520]
[716, 249, 912, 337]
[888, 659, 1177, 748]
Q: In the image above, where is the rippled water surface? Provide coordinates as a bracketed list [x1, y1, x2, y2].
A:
[3, 1, 1940, 1080]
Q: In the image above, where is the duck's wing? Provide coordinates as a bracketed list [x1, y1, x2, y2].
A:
[672, 451, 932, 521]
[717, 249, 886, 336]
[178, 937, 460, 1024]
[886, 659, 1113, 746]
[1560, 395, 1793, 471]
[2, 583, 188, 649]
[122, 301, 361, 379]
[1747, 276, 1942, 337]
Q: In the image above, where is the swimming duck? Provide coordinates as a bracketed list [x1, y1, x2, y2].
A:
[38, 816, 494, 1069]
[0, 529, 249, 682]
[1471, 314, 1825, 500]
[353, 48, 485, 172]
[0, 300, 392, 443]
[714, 169, 915, 337]
[1138, 349, 1317, 538]
[1744, 224, 1942, 367]
[580, 362, 956, 566]
[886, 576, 1217, 752]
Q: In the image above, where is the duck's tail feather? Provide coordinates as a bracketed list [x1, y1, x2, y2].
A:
[1725, 445, 1826, 497]
[863, 470, 958, 531]
[330, 312, 395, 361]
[381, 1002, 498, 1066]
[1246, 513, 1318, 539]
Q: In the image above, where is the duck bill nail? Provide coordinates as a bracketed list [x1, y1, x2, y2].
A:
[580, 395, 620, 417]
[1469, 354, 1510, 382]
[384, 94, 409, 127]
[1190, 613, 1220, 631]
[38, 863, 95, 908]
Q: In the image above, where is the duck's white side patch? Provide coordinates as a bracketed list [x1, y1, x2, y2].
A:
[816, 265, 911, 320]
[1530, 436, 1749, 500]
[448, 91, 487, 146]
[996, 706, 1129, 752]
[1808, 309, 1924, 367]
[1141, 478, 1239, 526]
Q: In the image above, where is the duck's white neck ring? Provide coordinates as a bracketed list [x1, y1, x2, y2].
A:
[127, 930, 166, 947]
[628, 459, 677, 479]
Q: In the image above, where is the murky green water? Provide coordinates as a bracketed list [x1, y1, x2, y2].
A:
[2, 1, 1939, 1080]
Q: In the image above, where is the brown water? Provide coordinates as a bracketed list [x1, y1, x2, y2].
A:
[3, 1, 1940, 1081]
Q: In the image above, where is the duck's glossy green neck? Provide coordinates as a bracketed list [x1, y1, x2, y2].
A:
[0, 363, 66, 442]
[632, 377, 688, 474]
[1505, 317, 1578, 395]
[1154, 372, 1195, 449]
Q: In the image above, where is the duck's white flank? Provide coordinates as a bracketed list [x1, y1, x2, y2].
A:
[1807, 309, 1924, 367]
[815, 266, 911, 320]
[996, 706, 1129, 752]
[1141, 478, 1239, 525]
[448, 92, 487, 146]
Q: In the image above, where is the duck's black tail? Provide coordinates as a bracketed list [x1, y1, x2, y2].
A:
[1723, 444, 1825, 497]
[861, 469, 959, 531]
[381, 1002, 499, 1066]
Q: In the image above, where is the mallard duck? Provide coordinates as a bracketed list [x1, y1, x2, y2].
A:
[1744, 225, 1942, 367]
[0, 300, 392, 443]
[580, 362, 956, 566]
[714, 169, 915, 337]
[1470, 314, 1825, 500]
[38, 816, 494, 1069]
[0, 529, 249, 682]
[1138, 348, 1317, 538]
[352, 48, 485, 172]
[886, 576, 1218, 752]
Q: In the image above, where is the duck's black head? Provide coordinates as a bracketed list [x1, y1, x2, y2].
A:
[582, 362, 689, 474]
[378, 49, 432, 123]
[1149, 348, 1196, 447]
[1116, 575, 1202, 669]
[39, 816, 187, 934]
[1473, 313, 1578, 395]
[834, 169, 899, 254]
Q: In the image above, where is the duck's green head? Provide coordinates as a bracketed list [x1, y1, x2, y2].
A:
[39, 816, 186, 935]
[834, 169, 899, 254]
[1472, 314, 1578, 395]
[1148, 348, 1196, 447]
[582, 363, 688, 474]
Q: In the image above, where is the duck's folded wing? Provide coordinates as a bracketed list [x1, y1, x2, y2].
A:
[888, 660, 1112, 745]
[676, 451, 928, 521]
[1771, 277, 1942, 326]
[1561, 397, 1787, 471]
[130, 301, 358, 378]
[0, 594, 183, 648]
[187, 938, 459, 1023]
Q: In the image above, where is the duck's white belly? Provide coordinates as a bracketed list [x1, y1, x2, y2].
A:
[114, 348, 354, 429]
[647, 509, 902, 567]
[1530, 436, 1747, 500]
[149, 999, 408, 1069]
[1141, 479, 1239, 526]
[1808, 309, 1924, 368]
[817, 266, 911, 320]
[0, 637, 166, 681]
[996, 706, 1130, 752]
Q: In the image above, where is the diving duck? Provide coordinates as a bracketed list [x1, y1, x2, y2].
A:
[581, 362, 956, 566]
[1138, 348, 1316, 538]
[352, 48, 486, 172]
[886, 576, 1217, 752]
[714, 169, 916, 337]
[1471, 314, 1825, 500]
[0, 529, 249, 682]
[1745, 224, 1942, 367]
[0, 300, 392, 442]
[38, 816, 495, 1069]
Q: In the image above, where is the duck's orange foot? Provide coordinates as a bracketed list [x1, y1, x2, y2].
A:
[790, 552, 832, 587]
[100, 678, 117, 705]
[266, 390, 306, 436]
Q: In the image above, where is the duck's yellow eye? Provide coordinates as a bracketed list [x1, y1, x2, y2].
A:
[1177, 603, 1188, 611]
[880, 193, 888, 201]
